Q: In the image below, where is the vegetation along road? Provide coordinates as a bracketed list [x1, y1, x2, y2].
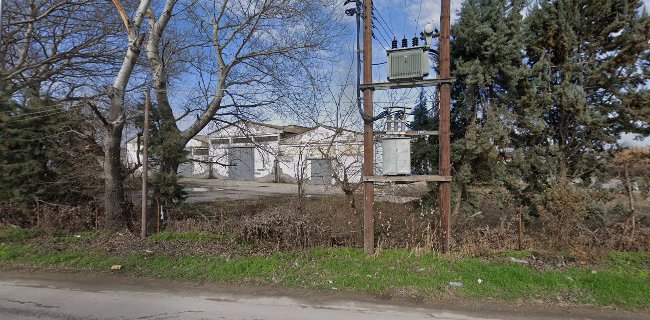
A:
[1, 271, 648, 320]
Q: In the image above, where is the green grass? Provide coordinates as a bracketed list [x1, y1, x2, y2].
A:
[0, 243, 648, 309]
[148, 231, 230, 242]
[0, 228, 42, 243]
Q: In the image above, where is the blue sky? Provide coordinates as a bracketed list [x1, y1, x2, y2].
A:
[176, 0, 648, 146]
[331, 0, 649, 146]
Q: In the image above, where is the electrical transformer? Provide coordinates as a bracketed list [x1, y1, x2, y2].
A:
[386, 46, 430, 81]
[382, 107, 411, 176]
[382, 137, 411, 175]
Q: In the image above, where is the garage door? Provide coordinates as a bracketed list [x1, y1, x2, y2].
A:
[310, 159, 332, 185]
[228, 147, 255, 181]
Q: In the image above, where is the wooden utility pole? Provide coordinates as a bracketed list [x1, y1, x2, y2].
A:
[141, 91, 151, 239]
[362, 0, 374, 255]
[439, 0, 452, 253]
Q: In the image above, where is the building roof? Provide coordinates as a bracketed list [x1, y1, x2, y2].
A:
[207, 120, 310, 136]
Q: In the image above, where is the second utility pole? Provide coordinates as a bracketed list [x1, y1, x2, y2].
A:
[362, 0, 374, 255]
[439, 0, 452, 253]
[141, 90, 151, 239]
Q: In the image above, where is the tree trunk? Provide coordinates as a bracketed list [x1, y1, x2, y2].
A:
[103, 120, 127, 230]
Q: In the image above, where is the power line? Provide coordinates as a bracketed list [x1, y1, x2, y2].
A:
[372, 6, 395, 40]
[2, 104, 85, 123]
[415, 0, 424, 34]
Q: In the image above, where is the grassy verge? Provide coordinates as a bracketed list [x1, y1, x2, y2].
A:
[0, 240, 648, 310]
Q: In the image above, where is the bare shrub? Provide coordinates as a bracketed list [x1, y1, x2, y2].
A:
[236, 206, 330, 249]
[0, 201, 30, 227]
[535, 183, 591, 249]
[34, 200, 102, 232]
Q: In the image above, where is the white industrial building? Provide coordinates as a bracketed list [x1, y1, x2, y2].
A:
[207, 121, 372, 184]
[125, 120, 382, 184]
[125, 135, 210, 178]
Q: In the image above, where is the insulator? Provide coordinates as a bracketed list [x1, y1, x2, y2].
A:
[401, 37, 408, 48]
[391, 38, 398, 49]
[412, 37, 419, 47]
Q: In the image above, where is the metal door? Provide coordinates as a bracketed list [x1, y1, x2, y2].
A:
[228, 147, 255, 181]
[310, 159, 332, 185]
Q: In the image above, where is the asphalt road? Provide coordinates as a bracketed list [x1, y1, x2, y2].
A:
[0, 272, 646, 320]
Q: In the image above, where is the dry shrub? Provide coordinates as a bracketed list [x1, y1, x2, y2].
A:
[35, 200, 101, 232]
[0, 201, 30, 227]
[535, 183, 591, 249]
[236, 205, 331, 249]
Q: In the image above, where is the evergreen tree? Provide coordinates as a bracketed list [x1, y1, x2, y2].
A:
[450, 0, 528, 210]
[409, 89, 439, 174]
[0, 94, 101, 224]
[514, 0, 650, 194]
[135, 103, 187, 206]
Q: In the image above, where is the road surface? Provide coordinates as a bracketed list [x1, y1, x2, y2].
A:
[0, 271, 645, 320]
[178, 178, 424, 203]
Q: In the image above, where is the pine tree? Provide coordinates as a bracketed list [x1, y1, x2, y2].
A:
[450, 0, 528, 191]
[515, 0, 650, 193]
[0, 94, 101, 224]
[135, 103, 187, 206]
[409, 89, 439, 174]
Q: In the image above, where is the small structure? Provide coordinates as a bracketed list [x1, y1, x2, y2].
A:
[126, 120, 374, 184]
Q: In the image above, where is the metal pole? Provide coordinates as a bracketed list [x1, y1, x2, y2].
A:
[356, 0, 361, 126]
[439, 0, 452, 253]
[518, 206, 524, 250]
[0, 0, 4, 40]
[141, 91, 151, 239]
[362, 0, 374, 255]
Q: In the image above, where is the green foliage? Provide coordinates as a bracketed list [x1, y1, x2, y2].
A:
[445, 0, 649, 213]
[0, 228, 42, 243]
[0, 94, 101, 222]
[513, 0, 649, 190]
[151, 172, 186, 206]
[450, 0, 527, 186]
[135, 102, 187, 206]
[1, 244, 649, 309]
[0, 97, 58, 205]
[535, 183, 592, 248]
[409, 90, 439, 174]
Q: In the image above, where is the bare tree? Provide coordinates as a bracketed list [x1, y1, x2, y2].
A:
[0, 0, 121, 100]
[317, 128, 363, 209]
[88, 0, 153, 230]
[142, 0, 340, 174]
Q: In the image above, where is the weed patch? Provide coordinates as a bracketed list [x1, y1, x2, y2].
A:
[0, 228, 42, 243]
[148, 231, 230, 242]
[1, 244, 647, 309]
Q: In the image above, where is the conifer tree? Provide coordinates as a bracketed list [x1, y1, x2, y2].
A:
[450, 0, 528, 212]
[0, 95, 101, 224]
[514, 0, 650, 193]
[409, 90, 439, 174]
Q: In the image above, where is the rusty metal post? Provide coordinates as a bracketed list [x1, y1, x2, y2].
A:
[439, 0, 452, 253]
[362, 0, 374, 255]
[141, 91, 150, 239]
[518, 206, 524, 250]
